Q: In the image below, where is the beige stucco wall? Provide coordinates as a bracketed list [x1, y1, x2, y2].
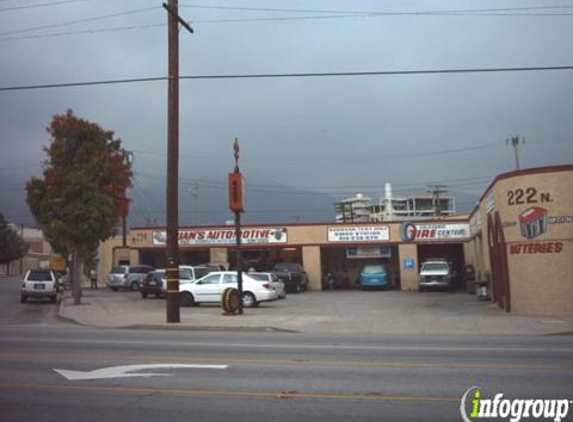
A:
[302, 246, 322, 291]
[210, 248, 228, 266]
[467, 167, 573, 315]
[398, 244, 419, 290]
[492, 169, 573, 316]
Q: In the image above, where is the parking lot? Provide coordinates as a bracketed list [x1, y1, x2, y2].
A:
[58, 285, 573, 335]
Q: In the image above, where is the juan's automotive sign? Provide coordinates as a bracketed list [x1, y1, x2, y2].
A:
[400, 222, 470, 242]
[152, 228, 288, 246]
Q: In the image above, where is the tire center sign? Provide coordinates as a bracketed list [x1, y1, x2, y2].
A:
[400, 222, 469, 242]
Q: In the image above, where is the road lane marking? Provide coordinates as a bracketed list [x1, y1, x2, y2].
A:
[0, 381, 460, 403]
[0, 351, 571, 371]
[54, 363, 228, 380]
[3, 336, 573, 353]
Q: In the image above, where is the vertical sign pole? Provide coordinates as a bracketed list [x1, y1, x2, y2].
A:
[229, 138, 245, 315]
[235, 210, 243, 315]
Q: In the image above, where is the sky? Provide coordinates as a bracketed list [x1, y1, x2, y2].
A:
[1, 0, 572, 228]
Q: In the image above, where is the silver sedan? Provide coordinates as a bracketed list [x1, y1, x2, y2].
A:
[248, 272, 287, 299]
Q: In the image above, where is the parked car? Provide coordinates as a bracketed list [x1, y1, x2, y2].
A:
[138, 271, 166, 298]
[158, 267, 196, 295]
[196, 263, 228, 271]
[419, 261, 455, 292]
[249, 272, 287, 299]
[358, 264, 389, 290]
[272, 263, 309, 293]
[106, 265, 155, 291]
[21, 268, 59, 304]
[179, 271, 278, 308]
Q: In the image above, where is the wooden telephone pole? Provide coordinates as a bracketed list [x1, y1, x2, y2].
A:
[163, 1, 193, 323]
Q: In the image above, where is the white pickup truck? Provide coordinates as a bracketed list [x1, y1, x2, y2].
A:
[418, 261, 456, 292]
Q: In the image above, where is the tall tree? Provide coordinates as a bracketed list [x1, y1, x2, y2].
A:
[0, 214, 28, 275]
[26, 110, 132, 304]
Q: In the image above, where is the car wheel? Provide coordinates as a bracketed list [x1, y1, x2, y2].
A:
[50, 296, 57, 304]
[295, 283, 302, 293]
[419, 287, 425, 293]
[111, 287, 119, 292]
[281, 292, 287, 299]
[180, 291, 195, 307]
[155, 293, 162, 298]
[20, 295, 27, 304]
[141, 292, 148, 299]
[241, 292, 256, 308]
[130, 281, 139, 291]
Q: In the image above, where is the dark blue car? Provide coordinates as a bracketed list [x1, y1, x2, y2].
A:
[358, 264, 389, 290]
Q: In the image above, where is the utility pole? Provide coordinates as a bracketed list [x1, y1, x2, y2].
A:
[507, 136, 525, 170]
[427, 184, 448, 218]
[163, 0, 193, 324]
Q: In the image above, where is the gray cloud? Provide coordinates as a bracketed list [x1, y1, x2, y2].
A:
[1, 0, 572, 227]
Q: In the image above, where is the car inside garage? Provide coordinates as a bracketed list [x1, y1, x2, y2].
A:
[320, 245, 400, 290]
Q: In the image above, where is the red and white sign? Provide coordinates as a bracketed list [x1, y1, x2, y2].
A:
[152, 228, 288, 246]
[509, 241, 563, 255]
[328, 226, 390, 243]
[401, 222, 469, 242]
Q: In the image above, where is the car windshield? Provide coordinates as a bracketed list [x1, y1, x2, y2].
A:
[422, 263, 449, 271]
[248, 273, 268, 281]
[27, 270, 53, 281]
[194, 268, 209, 279]
[179, 269, 192, 280]
[111, 266, 126, 274]
[274, 264, 298, 272]
[363, 265, 385, 274]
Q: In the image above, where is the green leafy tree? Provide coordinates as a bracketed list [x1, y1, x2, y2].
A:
[0, 214, 28, 274]
[26, 110, 132, 304]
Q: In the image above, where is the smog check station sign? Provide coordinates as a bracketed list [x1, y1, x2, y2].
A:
[327, 226, 390, 243]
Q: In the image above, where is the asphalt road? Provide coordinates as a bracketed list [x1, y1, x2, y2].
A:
[0, 277, 572, 422]
[0, 276, 60, 326]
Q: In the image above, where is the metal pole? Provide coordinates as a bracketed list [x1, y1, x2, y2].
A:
[122, 215, 127, 247]
[19, 223, 24, 275]
[166, 0, 180, 323]
[235, 211, 243, 315]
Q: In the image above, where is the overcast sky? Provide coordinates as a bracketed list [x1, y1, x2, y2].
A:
[1, 0, 572, 227]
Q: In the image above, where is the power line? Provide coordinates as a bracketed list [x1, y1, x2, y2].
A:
[2, 65, 573, 91]
[0, 0, 94, 13]
[179, 4, 573, 15]
[0, 6, 158, 36]
[2, 5, 573, 42]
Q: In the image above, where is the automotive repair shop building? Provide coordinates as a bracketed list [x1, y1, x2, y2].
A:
[99, 165, 573, 316]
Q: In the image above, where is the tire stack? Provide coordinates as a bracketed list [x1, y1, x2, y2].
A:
[222, 287, 241, 314]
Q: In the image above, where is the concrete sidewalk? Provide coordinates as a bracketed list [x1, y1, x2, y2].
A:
[58, 284, 573, 335]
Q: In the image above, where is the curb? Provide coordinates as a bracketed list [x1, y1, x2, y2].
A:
[123, 324, 299, 333]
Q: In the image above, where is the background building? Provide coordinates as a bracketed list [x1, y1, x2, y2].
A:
[335, 184, 456, 222]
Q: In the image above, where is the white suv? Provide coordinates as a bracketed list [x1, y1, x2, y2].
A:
[419, 261, 456, 292]
[21, 269, 59, 304]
